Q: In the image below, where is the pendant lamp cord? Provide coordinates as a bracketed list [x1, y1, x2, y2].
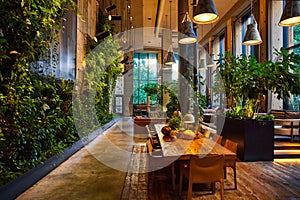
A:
[251, 0, 253, 17]
[250, 0, 258, 24]
[169, 0, 172, 51]
[170, 0, 172, 39]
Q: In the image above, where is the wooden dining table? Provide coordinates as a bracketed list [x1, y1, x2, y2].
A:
[153, 124, 236, 191]
[154, 124, 236, 160]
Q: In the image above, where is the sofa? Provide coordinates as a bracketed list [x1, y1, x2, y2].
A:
[270, 110, 300, 142]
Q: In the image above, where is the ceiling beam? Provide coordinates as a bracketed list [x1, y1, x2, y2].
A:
[154, 0, 166, 37]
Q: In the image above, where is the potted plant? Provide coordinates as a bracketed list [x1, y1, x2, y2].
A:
[143, 83, 159, 105]
[214, 49, 300, 161]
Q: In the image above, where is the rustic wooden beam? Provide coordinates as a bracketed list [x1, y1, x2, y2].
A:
[226, 18, 233, 54]
[258, 0, 268, 62]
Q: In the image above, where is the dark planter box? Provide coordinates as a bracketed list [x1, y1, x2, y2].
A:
[217, 115, 274, 161]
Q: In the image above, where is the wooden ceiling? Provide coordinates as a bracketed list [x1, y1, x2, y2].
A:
[105, 0, 249, 49]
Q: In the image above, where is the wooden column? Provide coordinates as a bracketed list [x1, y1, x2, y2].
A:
[206, 36, 214, 107]
[259, 0, 268, 112]
[178, 0, 189, 115]
[226, 18, 233, 54]
[258, 0, 268, 63]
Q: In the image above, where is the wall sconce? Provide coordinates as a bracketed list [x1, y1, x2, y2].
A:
[179, 12, 197, 44]
[108, 15, 122, 21]
[193, 0, 219, 24]
[279, 0, 300, 26]
[105, 4, 117, 13]
[94, 30, 110, 42]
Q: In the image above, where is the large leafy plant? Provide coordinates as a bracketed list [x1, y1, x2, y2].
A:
[216, 49, 300, 120]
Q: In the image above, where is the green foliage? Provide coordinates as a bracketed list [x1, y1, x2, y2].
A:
[256, 114, 275, 121]
[143, 83, 159, 104]
[0, 62, 77, 186]
[73, 32, 122, 137]
[196, 91, 207, 118]
[164, 81, 180, 118]
[0, 0, 77, 72]
[217, 49, 300, 120]
[294, 25, 300, 55]
[0, 0, 79, 186]
[168, 117, 182, 129]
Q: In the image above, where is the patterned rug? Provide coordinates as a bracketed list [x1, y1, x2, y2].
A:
[120, 145, 182, 200]
[120, 145, 149, 200]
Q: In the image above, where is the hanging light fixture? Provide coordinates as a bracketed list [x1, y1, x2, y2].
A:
[164, 0, 176, 65]
[242, 0, 262, 46]
[207, 53, 216, 67]
[198, 58, 207, 70]
[193, 0, 219, 24]
[165, 45, 177, 65]
[179, 12, 197, 44]
[279, 0, 300, 26]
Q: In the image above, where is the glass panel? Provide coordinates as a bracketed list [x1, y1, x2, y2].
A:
[290, 25, 300, 110]
[133, 52, 158, 104]
[294, 25, 300, 53]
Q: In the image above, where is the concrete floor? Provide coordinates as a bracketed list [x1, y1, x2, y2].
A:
[17, 117, 143, 200]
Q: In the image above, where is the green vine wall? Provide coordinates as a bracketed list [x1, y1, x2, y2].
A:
[0, 1, 122, 186]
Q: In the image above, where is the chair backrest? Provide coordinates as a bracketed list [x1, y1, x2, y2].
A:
[212, 134, 223, 145]
[146, 138, 163, 157]
[224, 139, 238, 154]
[189, 154, 224, 183]
[146, 139, 154, 154]
[203, 129, 210, 138]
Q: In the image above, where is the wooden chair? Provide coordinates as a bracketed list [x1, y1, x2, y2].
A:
[212, 134, 223, 145]
[223, 139, 238, 190]
[146, 139, 175, 191]
[179, 154, 225, 200]
[203, 129, 211, 138]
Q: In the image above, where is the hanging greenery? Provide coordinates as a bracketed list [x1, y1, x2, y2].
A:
[73, 18, 123, 138]
[0, 0, 79, 186]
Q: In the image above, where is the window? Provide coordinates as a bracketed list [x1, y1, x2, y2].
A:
[241, 12, 254, 56]
[270, 0, 300, 111]
[287, 25, 300, 111]
[219, 33, 225, 57]
[234, 12, 254, 56]
[133, 52, 158, 104]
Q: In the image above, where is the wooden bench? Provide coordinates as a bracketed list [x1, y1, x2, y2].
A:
[274, 119, 300, 142]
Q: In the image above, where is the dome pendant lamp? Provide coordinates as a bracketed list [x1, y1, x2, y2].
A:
[242, 21, 262, 45]
[165, 45, 177, 65]
[193, 0, 219, 24]
[279, 0, 300, 26]
[179, 12, 197, 44]
[164, 0, 176, 65]
[242, 0, 262, 46]
[198, 58, 207, 70]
